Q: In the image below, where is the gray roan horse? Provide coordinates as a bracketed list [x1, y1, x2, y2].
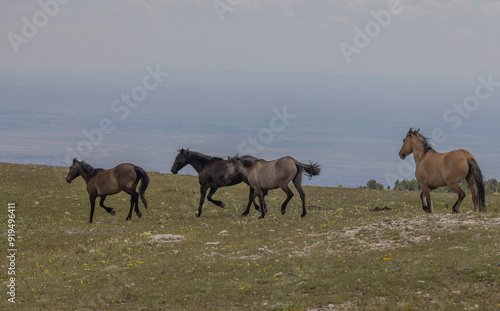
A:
[171, 149, 265, 217]
[399, 128, 485, 213]
[66, 158, 149, 223]
[224, 155, 320, 219]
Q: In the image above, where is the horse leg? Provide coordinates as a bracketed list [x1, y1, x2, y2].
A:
[125, 190, 140, 220]
[132, 190, 142, 218]
[197, 185, 208, 217]
[420, 189, 432, 213]
[426, 192, 433, 214]
[466, 175, 479, 212]
[242, 187, 254, 216]
[420, 192, 427, 212]
[207, 187, 226, 209]
[292, 171, 307, 217]
[99, 196, 116, 216]
[293, 181, 307, 218]
[279, 184, 294, 216]
[448, 183, 466, 213]
[89, 195, 96, 223]
[255, 190, 266, 219]
[262, 190, 268, 214]
[126, 183, 142, 218]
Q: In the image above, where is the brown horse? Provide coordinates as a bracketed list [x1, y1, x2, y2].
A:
[66, 158, 149, 223]
[399, 128, 485, 213]
[171, 149, 265, 217]
[224, 155, 320, 219]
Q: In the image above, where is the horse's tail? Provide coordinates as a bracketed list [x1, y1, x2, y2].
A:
[467, 158, 486, 212]
[134, 166, 149, 209]
[297, 161, 321, 180]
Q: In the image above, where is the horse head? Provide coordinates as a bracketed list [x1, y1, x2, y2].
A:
[171, 148, 190, 174]
[399, 128, 416, 160]
[66, 158, 81, 183]
[223, 155, 241, 183]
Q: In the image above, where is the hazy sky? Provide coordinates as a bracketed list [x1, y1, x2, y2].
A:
[1, 0, 500, 76]
[2, 1, 500, 187]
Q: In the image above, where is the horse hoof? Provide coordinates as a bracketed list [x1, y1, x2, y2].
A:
[301, 213, 307, 218]
[220, 203, 226, 209]
[241, 212, 249, 216]
[110, 210, 116, 216]
[137, 213, 142, 218]
[126, 216, 131, 221]
[281, 210, 286, 215]
[88, 220, 93, 223]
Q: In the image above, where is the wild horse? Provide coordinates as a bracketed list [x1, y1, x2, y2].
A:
[170, 149, 265, 217]
[66, 158, 149, 223]
[399, 128, 485, 213]
[224, 155, 320, 219]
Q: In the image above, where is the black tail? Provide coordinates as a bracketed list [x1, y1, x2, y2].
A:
[134, 166, 149, 209]
[298, 161, 321, 180]
[468, 158, 485, 212]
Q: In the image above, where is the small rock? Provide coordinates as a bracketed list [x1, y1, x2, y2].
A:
[148, 234, 185, 243]
[205, 242, 220, 245]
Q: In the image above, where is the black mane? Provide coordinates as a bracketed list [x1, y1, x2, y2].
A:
[184, 150, 223, 164]
[411, 129, 434, 153]
[79, 161, 101, 176]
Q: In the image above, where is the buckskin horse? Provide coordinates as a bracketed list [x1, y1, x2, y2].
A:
[224, 155, 320, 219]
[399, 128, 485, 213]
[66, 158, 149, 223]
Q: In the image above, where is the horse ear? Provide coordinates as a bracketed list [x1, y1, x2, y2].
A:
[73, 158, 78, 163]
[229, 154, 239, 164]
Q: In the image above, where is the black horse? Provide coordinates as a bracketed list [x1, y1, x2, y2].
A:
[171, 149, 265, 217]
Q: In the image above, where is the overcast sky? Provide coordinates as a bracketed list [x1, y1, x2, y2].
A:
[2, 1, 500, 186]
[1, 0, 500, 77]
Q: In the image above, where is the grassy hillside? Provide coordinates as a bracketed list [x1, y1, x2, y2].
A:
[1, 163, 499, 310]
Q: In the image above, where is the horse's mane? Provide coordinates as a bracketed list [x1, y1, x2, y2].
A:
[79, 161, 102, 176]
[411, 128, 434, 154]
[229, 155, 260, 167]
[182, 149, 223, 164]
[239, 156, 259, 167]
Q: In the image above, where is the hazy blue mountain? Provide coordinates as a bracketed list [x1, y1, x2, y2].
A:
[1, 70, 499, 187]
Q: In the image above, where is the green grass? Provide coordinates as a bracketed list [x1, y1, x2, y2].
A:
[1, 163, 499, 310]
